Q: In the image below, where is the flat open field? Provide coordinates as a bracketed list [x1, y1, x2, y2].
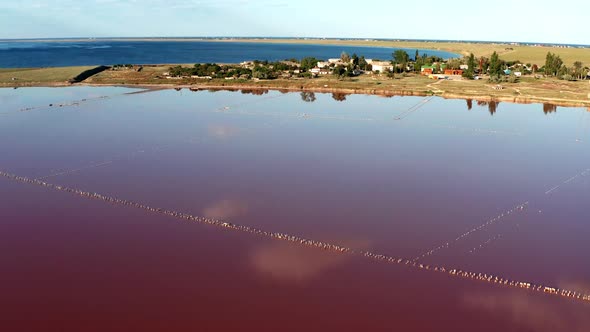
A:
[0, 66, 95, 85]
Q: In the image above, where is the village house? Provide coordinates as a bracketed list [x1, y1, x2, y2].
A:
[240, 61, 255, 69]
[371, 61, 393, 73]
[421, 65, 435, 75]
[310, 67, 330, 76]
[444, 69, 463, 76]
[421, 64, 446, 75]
[317, 61, 330, 68]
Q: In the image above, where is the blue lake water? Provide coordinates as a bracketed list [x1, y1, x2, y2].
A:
[0, 40, 459, 68]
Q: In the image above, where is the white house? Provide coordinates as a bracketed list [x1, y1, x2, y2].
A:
[371, 61, 393, 73]
[317, 61, 330, 68]
[459, 64, 469, 70]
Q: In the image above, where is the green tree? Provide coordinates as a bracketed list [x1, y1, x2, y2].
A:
[446, 58, 461, 70]
[352, 53, 359, 67]
[414, 54, 424, 73]
[544, 52, 563, 77]
[333, 65, 346, 78]
[489, 51, 503, 77]
[463, 53, 476, 79]
[252, 66, 277, 79]
[300, 57, 320, 71]
[358, 56, 368, 71]
[340, 51, 351, 63]
[573, 61, 583, 79]
[392, 50, 410, 73]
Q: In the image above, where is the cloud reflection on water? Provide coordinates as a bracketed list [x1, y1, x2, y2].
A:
[249, 242, 349, 284]
[203, 199, 248, 219]
[207, 124, 240, 140]
[463, 290, 590, 332]
[249, 239, 370, 284]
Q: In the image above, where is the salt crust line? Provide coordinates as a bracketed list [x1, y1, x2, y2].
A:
[413, 202, 528, 261]
[1, 170, 589, 304]
[36, 161, 113, 180]
[18, 96, 110, 112]
[415, 167, 590, 261]
[394, 96, 434, 120]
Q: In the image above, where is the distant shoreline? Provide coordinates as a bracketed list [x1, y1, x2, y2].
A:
[3, 38, 589, 66]
[3, 37, 589, 47]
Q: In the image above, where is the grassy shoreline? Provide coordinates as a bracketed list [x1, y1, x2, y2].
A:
[2, 65, 590, 108]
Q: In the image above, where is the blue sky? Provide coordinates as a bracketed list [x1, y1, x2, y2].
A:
[1, 0, 588, 44]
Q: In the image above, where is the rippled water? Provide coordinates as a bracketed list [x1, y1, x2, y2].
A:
[0, 40, 459, 68]
[1, 87, 589, 332]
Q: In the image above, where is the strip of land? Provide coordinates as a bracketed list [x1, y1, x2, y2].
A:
[2, 64, 589, 108]
[0, 66, 96, 86]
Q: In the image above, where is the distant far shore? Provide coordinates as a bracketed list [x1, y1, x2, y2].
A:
[1, 64, 590, 108]
[3, 38, 590, 65]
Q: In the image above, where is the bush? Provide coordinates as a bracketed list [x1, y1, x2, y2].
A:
[561, 74, 575, 81]
[462, 71, 474, 79]
[488, 75, 506, 83]
[507, 74, 519, 83]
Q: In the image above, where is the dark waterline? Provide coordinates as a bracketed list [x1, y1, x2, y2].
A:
[1, 87, 589, 332]
[0, 40, 459, 68]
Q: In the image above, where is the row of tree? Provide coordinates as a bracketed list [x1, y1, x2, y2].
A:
[389, 49, 589, 82]
[167, 50, 589, 83]
[168, 61, 301, 80]
[544, 52, 587, 80]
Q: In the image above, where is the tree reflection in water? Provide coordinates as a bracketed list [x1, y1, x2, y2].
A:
[300, 92, 316, 102]
[331, 92, 348, 102]
[543, 103, 557, 114]
[477, 100, 500, 115]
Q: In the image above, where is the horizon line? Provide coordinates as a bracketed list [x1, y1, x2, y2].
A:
[1, 36, 589, 47]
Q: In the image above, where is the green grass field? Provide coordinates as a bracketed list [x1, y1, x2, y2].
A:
[0, 66, 95, 84]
